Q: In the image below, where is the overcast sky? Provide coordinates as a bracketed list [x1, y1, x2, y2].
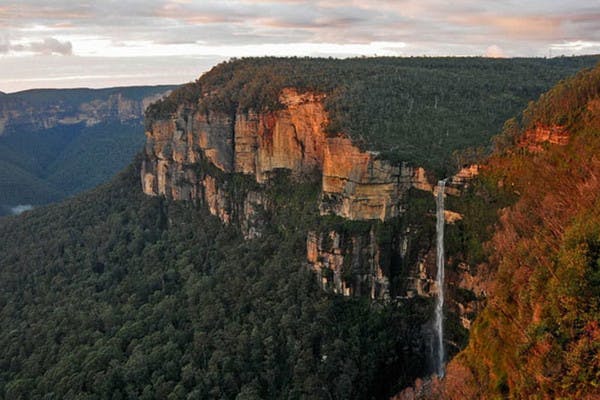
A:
[1, 0, 599, 92]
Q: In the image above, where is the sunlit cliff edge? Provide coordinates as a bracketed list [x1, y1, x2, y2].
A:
[141, 87, 433, 223]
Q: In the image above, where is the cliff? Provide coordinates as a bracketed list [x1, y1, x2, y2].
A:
[141, 86, 451, 301]
[142, 87, 432, 224]
[141, 79, 483, 317]
[517, 124, 570, 152]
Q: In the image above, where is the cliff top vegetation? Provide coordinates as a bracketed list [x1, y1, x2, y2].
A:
[147, 56, 600, 175]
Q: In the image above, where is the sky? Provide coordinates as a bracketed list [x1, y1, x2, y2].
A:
[1, 0, 599, 93]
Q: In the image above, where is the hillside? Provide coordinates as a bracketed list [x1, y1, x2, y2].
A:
[435, 64, 600, 398]
[1, 57, 599, 400]
[0, 157, 434, 399]
[0, 85, 175, 215]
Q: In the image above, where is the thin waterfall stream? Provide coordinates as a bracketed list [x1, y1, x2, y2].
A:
[435, 179, 446, 377]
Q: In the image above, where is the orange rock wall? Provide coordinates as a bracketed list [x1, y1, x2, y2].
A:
[518, 124, 570, 152]
[142, 88, 432, 222]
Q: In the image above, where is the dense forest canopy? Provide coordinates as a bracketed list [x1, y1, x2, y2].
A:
[0, 158, 432, 399]
[148, 56, 600, 174]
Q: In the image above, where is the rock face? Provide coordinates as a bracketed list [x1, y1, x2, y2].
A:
[518, 124, 570, 152]
[234, 89, 328, 182]
[0, 87, 173, 136]
[320, 138, 416, 220]
[141, 86, 483, 300]
[142, 87, 431, 223]
[444, 164, 479, 196]
[141, 87, 445, 300]
[306, 229, 390, 299]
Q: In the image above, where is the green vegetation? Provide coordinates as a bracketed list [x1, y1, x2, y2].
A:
[445, 64, 600, 399]
[148, 56, 599, 175]
[0, 122, 145, 211]
[0, 86, 175, 214]
[3, 58, 600, 399]
[2, 86, 174, 110]
[0, 158, 431, 399]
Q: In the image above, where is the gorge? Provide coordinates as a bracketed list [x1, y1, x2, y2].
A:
[0, 56, 599, 399]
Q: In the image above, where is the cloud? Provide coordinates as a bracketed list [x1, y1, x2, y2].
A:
[6, 37, 72, 55]
[1, 0, 599, 92]
[550, 40, 600, 52]
[0, 35, 9, 53]
[27, 37, 72, 55]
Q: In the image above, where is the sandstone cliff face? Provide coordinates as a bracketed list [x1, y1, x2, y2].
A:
[141, 88, 331, 235]
[444, 164, 479, 196]
[518, 124, 570, 152]
[235, 89, 328, 182]
[320, 138, 416, 220]
[142, 87, 431, 223]
[142, 87, 484, 302]
[306, 229, 390, 299]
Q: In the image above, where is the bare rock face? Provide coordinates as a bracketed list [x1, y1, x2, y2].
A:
[412, 167, 434, 192]
[0, 89, 171, 136]
[306, 229, 390, 299]
[443, 164, 479, 196]
[142, 87, 434, 224]
[450, 262, 492, 330]
[235, 89, 328, 182]
[241, 191, 268, 239]
[518, 124, 570, 152]
[320, 137, 417, 221]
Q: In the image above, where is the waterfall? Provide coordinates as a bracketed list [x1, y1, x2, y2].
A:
[435, 179, 446, 377]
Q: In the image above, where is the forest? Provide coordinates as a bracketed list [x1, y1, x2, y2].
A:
[1, 57, 599, 399]
[0, 157, 433, 399]
[439, 63, 600, 399]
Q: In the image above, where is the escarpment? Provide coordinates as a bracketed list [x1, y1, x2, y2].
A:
[142, 86, 482, 307]
[142, 88, 431, 223]
[0, 88, 172, 135]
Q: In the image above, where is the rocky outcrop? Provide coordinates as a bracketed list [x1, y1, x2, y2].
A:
[142, 87, 434, 223]
[234, 89, 328, 182]
[444, 165, 479, 196]
[518, 124, 570, 152]
[306, 229, 390, 299]
[320, 138, 416, 220]
[141, 88, 331, 234]
[0, 87, 172, 136]
[141, 87, 488, 302]
[449, 262, 492, 330]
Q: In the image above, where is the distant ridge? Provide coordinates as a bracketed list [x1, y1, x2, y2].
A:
[0, 84, 178, 215]
[7, 84, 176, 94]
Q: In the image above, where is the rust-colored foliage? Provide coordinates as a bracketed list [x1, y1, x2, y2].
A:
[442, 64, 600, 399]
